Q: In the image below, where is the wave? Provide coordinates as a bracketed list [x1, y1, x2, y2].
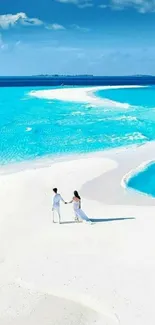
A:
[102, 115, 139, 122]
[71, 132, 149, 146]
[29, 85, 146, 109]
[111, 132, 148, 143]
[26, 127, 32, 132]
[114, 116, 138, 122]
[71, 111, 86, 116]
[127, 132, 148, 141]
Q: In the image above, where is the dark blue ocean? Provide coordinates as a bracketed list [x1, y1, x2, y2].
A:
[1, 75, 155, 87]
[1, 76, 155, 165]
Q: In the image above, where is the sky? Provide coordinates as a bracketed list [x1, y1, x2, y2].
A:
[0, 0, 155, 76]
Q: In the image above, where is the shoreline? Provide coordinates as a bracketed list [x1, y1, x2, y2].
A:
[121, 159, 154, 191]
[0, 140, 155, 210]
[1, 141, 155, 206]
[81, 141, 155, 207]
[0, 143, 138, 175]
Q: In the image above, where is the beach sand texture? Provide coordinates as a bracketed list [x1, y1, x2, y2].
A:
[0, 147, 155, 325]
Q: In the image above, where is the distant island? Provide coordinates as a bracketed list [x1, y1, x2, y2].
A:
[33, 74, 94, 77]
[1, 75, 155, 87]
[33, 74, 155, 78]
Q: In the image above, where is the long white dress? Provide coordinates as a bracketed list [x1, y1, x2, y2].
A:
[73, 199, 90, 222]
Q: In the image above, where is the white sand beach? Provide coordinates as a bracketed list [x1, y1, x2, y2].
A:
[29, 85, 145, 108]
[0, 141, 155, 325]
[1, 85, 155, 325]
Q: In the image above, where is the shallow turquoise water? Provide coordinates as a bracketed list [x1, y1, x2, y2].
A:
[0, 85, 155, 165]
[97, 86, 155, 108]
[127, 162, 155, 197]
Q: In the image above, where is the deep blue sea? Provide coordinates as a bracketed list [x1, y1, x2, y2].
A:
[1, 76, 155, 165]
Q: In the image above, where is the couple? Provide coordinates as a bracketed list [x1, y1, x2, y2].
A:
[52, 188, 91, 224]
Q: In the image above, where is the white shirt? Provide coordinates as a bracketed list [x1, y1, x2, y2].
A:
[53, 193, 65, 209]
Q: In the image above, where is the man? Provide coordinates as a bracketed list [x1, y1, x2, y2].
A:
[52, 188, 66, 224]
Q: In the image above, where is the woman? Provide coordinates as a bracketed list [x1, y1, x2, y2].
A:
[69, 190, 91, 223]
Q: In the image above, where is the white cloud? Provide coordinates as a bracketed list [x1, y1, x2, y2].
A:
[0, 33, 8, 50]
[72, 24, 90, 32]
[46, 23, 65, 30]
[78, 1, 93, 8]
[0, 44, 6, 50]
[56, 0, 155, 11]
[15, 40, 21, 46]
[0, 13, 66, 31]
[99, 0, 155, 13]
[0, 33, 2, 43]
[55, 0, 93, 8]
[99, 4, 108, 9]
[0, 13, 43, 29]
[55, 46, 81, 51]
[0, 33, 4, 47]
[77, 52, 86, 58]
[56, 0, 78, 3]
[21, 17, 43, 26]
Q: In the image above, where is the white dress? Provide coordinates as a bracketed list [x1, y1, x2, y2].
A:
[73, 199, 90, 222]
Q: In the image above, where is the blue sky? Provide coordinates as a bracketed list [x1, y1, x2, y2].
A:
[0, 0, 155, 75]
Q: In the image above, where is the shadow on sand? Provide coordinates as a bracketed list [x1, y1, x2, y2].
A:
[61, 221, 79, 225]
[90, 217, 135, 223]
[61, 217, 135, 224]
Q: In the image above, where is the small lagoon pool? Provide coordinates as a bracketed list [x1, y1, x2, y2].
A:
[126, 161, 155, 197]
